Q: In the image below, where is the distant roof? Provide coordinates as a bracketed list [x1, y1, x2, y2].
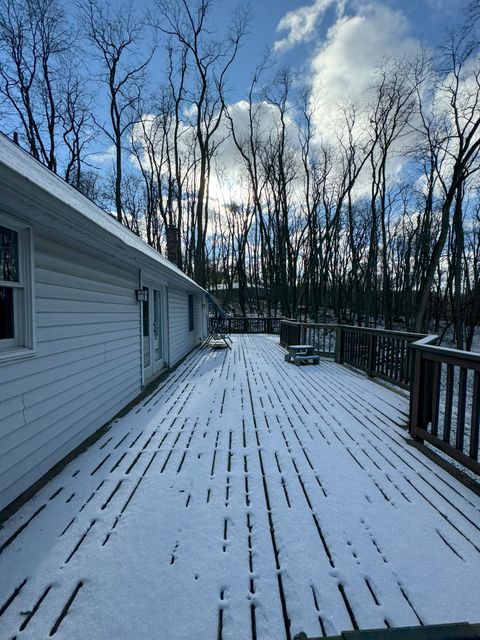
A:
[0, 132, 205, 294]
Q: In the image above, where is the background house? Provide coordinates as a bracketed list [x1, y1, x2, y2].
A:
[0, 133, 207, 514]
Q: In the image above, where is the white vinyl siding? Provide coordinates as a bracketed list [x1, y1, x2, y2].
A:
[168, 290, 204, 365]
[0, 233, 141, 511]
[0, 133, 209, 514]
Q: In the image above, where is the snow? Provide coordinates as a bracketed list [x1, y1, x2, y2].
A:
[0, 335, 479, 640]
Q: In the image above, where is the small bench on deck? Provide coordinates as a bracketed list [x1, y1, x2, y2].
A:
[285, 344, 320, 365]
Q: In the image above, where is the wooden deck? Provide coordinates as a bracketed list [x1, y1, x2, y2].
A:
[1, 335, 479, 640]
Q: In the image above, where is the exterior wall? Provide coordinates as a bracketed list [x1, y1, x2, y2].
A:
[168, 289, 205, 365]
[0, 231, 142, 512]
[0, 136, 208, 514]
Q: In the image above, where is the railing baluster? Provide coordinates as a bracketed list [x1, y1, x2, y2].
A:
[367, 333, 375, 377]
[380, 336, 385, 375]
[390, 338, 394, 379]
[383, 336, 387, 375]
[405, 342, 412, 386]
[443, 364, 454, 445]
[381, 336, 384, 374]
[431, 361, 441, 437]
[394, 338, 398, 379]
[392, 339, 397, 380]
[456, 367, 468, 453]
[391, 338, 395, 380]
[382, 336, 387, 376]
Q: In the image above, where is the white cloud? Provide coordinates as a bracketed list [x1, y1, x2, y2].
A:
[274, 0, 346, 52]
[89, 144, 117, 165]
[210, 99, 303, 205]
[309, 3, 422, 139]
[130, 100, 302, 213]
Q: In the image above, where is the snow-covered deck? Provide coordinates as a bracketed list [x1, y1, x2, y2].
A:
[1, 335, 480, 640]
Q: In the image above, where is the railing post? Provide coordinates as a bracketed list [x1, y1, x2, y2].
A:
[244, 317, 248, 333]
[409, 346, 434, 443]
[266, 318, 272, 334]
[409, 348, 420, 441]
[335, 326, 344, 364]
[300, 323, 305, 344]
[367, 333, 376, 378]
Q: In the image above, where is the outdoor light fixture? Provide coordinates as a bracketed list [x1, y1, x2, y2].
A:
[136, 289, 148, 302]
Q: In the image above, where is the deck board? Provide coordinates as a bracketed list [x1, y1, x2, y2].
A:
[0, 335, 479, 640]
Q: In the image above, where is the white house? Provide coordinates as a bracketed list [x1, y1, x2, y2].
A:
[0, 133, 207, 514]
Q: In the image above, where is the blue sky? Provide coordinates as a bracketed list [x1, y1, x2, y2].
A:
[201, 0, 466, 102]
[91, 0, 470, 176]
[91, 0, 469, 133]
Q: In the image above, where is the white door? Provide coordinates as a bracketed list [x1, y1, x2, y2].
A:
[142, 285, 166, 380]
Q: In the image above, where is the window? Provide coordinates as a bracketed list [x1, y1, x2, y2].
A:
[0, 214, 35, 361]
[188, 294, 194, 332]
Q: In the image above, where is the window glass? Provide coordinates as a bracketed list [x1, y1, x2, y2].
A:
[0, 225, 19, 283]
[0, 287, 14, 339]
[188, 294, 194, 331]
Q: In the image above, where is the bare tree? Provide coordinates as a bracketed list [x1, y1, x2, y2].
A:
[414, 29, 480, 333]
[154, 0, 248, 286]
[79, 0, 154, 223]
[61, 72, 95, 190]
[366, 60, 417, 327]
[0, 0, 75, 171]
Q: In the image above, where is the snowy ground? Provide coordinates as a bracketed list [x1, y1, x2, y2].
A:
[1, 335, 479, 640]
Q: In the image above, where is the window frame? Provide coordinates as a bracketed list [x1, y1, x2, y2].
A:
[0, 212, 35, 364]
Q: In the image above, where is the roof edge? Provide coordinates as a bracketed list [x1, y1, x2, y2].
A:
[0, 133, 206, 295]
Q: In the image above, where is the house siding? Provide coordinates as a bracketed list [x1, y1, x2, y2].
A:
[0, 232, 142, 511]
[0, 134, 208, 515]
[168, 289, 204, 365]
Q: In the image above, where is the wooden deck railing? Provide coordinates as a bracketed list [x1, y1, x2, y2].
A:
[339, 326, 426, 388]
[213, 317, 282, 334]
[280, 321, 423, 387]
[209, 317, 480, 473]
[410, 337, 480, 475]
[280, 320, 480, 475]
